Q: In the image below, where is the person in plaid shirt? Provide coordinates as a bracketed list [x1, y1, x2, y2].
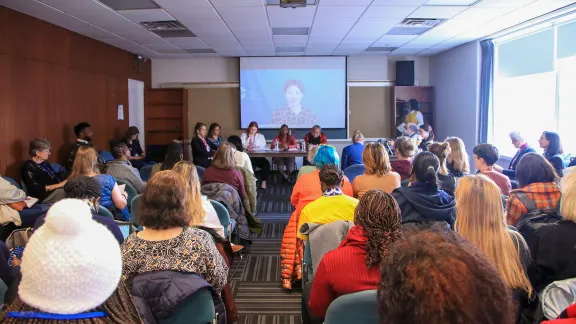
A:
[506, 153, 561, 226]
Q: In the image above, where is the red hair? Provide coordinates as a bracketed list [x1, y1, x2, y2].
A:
[248, 121, 259, 132]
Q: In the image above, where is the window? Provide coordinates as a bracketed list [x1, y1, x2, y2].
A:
[490, 18, 576, 158]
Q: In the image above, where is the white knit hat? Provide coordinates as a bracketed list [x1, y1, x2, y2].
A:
[19, 199, 122, 314]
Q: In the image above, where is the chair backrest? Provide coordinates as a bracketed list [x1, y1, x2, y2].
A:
[401, 178, 410, 187]
[19, 179, 29, 195]
[2, 176, 20, 189]
[98, 150, 114, 162]
[116, 179, 138, 209]
[210, 200, 231, 237]
[325, 290, 379, 324]
[343, 164, 366, 183]
[97, 205, 114, 219]
[131, 194, 143, 228]
[196, 166, 206, 183]
[50, 163, 65, 174]
[158, 288, 216, 324]
[139, 165, 153, 182]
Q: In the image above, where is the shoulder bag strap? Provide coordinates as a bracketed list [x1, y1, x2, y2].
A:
[515, 192, 537, 212]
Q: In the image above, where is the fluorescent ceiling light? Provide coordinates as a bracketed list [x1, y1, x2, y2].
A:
[424, 0, 478, 5]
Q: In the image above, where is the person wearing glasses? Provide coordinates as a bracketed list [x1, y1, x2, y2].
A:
[22, 139, 67, 204]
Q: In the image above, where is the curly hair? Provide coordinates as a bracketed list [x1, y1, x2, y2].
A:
[378, 227, 515, 324]
[64, 176, 101, 199]
[354, 190, 401, 268]
[319, 164, 344, 187]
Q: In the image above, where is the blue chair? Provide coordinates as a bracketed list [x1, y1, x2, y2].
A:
[196, 166, 206, 183]
[97, 205, 114, 219]
[159, 288, 216, 324]
[50, 163, 66, 178]
[139, 165, 153, 182]
[19, 180, 29, 195]
[210, 200, 233, 240]
[343, 164, 366, 183]
[2, 176, 20, 189]
[116, 179, 138, 210]
[401, 179, 410, 187]
[131, 194, 143, 230]
[98, 150, 114, 162]
[324, 290, 379, 324]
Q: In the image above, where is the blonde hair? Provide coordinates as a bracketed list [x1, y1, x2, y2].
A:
[172, 161, 206, 226]
[307, 145, 319, 163]
[69, 146, 99, 179]
[455, 175, 533, 296]
[446, 137, 470, 174]
[212, 142, 236, 170]
[560, 167, 576, 221]
[363, 143, 391, 176]
[428, 142, 451, 176]
[352, 130, 364, 143]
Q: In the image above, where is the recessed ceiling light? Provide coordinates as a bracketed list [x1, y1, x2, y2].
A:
[424, 0, 479, 5]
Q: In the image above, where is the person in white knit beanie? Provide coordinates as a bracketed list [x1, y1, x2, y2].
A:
[0, 199, 142, 323]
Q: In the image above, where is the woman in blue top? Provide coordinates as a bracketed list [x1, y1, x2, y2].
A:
[68, 146, 129, 221]
[341, 130, 365, 170]
[207, 123, 224, 151]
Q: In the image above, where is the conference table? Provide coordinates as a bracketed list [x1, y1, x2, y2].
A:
[247, 149, 308, 185]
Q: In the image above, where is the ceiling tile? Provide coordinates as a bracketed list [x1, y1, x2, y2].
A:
[319, 0, 373, 5]
[266, 6, 316, 27]
[315, 6, 368, 18]
[164, 37, 210, 49]
[424, 0, 477, 5]
[450, 6, 517, 24]
[273, 35, 309, 46]
[363, 5, 418, 18]
[371, 0, 427, 5]
[209, 0, 265, 6]
[475, 0, 538, 8]
[399, 43, 433, 49]
[344, 17, 397, 41]
[376, 34, 419, 42]
[117, 9, 175, 22]
[309, 17, 358, 40]
[97, 0, 160, 10]
[408, 5, 470, 18]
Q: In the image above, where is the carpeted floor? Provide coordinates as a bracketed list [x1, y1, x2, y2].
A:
[232, 181, 301, 324]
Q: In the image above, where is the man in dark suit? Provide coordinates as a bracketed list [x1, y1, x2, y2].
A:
[502, 132, 536, 180]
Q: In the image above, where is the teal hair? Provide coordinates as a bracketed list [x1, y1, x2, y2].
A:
[313, 145, 340, 168]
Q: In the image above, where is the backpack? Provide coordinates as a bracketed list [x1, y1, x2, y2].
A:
[515, 192, 562, 252]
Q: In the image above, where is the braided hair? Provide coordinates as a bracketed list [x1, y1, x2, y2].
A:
[354, 190, 402, 268]
[63, 176, 102, 199]
[319, 164, 344, 187]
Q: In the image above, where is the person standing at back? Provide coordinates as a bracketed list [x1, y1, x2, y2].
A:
[472, 144, 511, 196]
[66, 122, 98, 171]
[341, 130, 365, 170]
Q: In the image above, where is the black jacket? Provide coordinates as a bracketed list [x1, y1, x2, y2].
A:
[528, 220, 576, 292]
[191, 137, 214, 169]
[131, 271, 225, 324]
[544, 153, 566, 177]
[392, 182, 456, 228]
[503, 146, 536, 179]
[21, 160, 60, 202]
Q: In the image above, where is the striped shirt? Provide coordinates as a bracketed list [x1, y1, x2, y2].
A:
[506, 182, 561, 226]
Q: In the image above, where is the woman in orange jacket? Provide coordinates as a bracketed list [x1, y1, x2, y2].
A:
[280, 145, 354, 289]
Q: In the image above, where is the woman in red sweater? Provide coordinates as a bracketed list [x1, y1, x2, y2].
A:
[306, 190, 402, 320]
[203, 143, 245, 200]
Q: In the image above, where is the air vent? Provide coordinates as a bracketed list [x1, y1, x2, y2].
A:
[266, 0, 317, 5]
[272, 27, 310, 36]
[185, 49, 217, 54]
[398, 18, 444, 28]
[366, 47, 398, 52]
[140, 21, 196, 38]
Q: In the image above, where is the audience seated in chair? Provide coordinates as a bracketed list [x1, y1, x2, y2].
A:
[122, 126, 155, 170]
[455, 175, 533, 317]
[68, 146, 129, 221]
[151, 142, 184, 178]
[191, 122, 215, 169]
[0, 176, 46, 228]
[500, 132, 535, 180]
[65, 122, 105, 171]
[540, 131, 566, 177]
[473, 143, 512, 195]
[121, 171, 228, 293]
[280, 145, 353, 290]
[390, 137, 415, 181]
[446, 137, 470, 178]
[428, 142, 456, 196]
[341, 130, 364, 170]
[392, 152, 455, 228]
[227, 135, 254, 174]
[22, 139, 67, 204]
[203, 143, 246, 201]
[506, 153, 561, 227]
[305, 190, 402, 321]
[32, 176, 124, 244]
[106, 140, 147, 194]
[207, 123, 224, 151]
[0, 199, 141, 323]
[352, 142, 400, 199]
[378, 227, 516, 324]
[297, 165, 358, 241]
[528, 168, 576, 293]
[172, 161, 224, 239]
[298, 145, 319, 180]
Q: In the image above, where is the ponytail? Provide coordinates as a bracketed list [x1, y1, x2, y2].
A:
[424, 166, 438, 188]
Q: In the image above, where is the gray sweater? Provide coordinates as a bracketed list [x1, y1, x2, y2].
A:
[105, 160, 146, 193]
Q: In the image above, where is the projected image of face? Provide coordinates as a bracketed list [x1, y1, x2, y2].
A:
[285, 85, 303, 109]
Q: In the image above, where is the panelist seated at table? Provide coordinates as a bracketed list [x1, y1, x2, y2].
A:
[240, 121, 270, 189]
[271, 124, 297, 183]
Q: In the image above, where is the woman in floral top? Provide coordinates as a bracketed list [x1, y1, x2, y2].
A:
[121, 170, 228, 293]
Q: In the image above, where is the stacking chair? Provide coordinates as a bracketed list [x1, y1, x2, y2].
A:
[98, 150, 114, 162]
[324, 290, 379, 324]
[130, 194, 143, 232]
[139, 165, 153, 182]
[196, 166, 206, 183]
[343, 164, 366, 183]
[97, 205, 114, 219]
[116, 179, 138, 210]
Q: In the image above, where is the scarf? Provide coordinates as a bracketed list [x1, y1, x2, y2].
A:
[322, 187, 343, 197]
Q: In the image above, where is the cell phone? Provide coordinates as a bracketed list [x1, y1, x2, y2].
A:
[8, 245, 24, 267]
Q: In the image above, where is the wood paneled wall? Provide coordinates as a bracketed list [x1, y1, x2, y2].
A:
[0, 7, 151, 179]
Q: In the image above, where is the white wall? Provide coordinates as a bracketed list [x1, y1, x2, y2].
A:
[152, 56, 430, 87]
[430, 41, 481, 161]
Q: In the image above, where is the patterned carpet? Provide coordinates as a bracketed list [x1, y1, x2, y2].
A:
[232, 182, 301, 324]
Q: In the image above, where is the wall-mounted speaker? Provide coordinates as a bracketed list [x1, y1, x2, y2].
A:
[396, 61, 415, 86]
